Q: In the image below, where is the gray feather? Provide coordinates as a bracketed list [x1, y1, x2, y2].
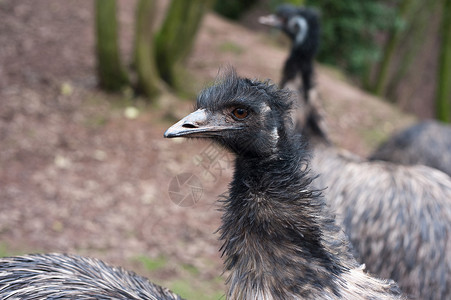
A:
[0, 253, 184, 300]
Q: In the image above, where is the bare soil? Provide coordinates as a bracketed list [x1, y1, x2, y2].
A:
[0, 1, 415, 299]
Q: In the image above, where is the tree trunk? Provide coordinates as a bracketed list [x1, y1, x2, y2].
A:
[436, 0, 451, 122]
[155, 0, 212, 88]
[134, 0, 163, 99]
[386, 0, 437, 100]
[94, 0, 129, 91]
[372, 0, 413, 99]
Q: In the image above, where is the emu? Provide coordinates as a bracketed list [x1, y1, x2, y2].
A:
[0, 253, 183, 299]
[370, 120, 451, 177]
[294, 89, 451, 299]
[165, 70, 403, 299]
[259, 4, 320, 101]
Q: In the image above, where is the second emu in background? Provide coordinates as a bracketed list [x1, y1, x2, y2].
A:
[295, 89, 451, 300]
[259, 4, 320, 101]
[370, 120, 451, 177]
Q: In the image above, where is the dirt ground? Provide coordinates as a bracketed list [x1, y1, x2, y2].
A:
[0, 1, 415, 299]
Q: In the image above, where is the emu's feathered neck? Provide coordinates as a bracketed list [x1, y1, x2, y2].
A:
[219, 133, 352, 299]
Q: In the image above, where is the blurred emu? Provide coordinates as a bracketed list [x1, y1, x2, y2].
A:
[0, 253, 183, 299]
[295, 91, 451, 300]
[259, 4, 320, 101]
[370, 120, 451, 177]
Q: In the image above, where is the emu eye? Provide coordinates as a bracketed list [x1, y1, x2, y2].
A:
[232, 108, 249, 120]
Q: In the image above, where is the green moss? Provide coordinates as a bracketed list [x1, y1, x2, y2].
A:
[218, 41, 244, 55]
[181, 263, 200, 275]
[95, 0, 130, 91]
[0, 243, 13, 258]
[84, 115, 108, 128]
[0, 243, 27, 258]
[359, 127, 390, 150]
[169, 279, 224, 300]
[135, 255, 168, 271]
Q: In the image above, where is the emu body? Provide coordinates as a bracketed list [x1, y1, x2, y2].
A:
[298, 94, 451, 300]
[165, 70, 403, 299]
[370, 120, 451, 177]
[0, 253, 183, 300]
[260, 4, 320, 100]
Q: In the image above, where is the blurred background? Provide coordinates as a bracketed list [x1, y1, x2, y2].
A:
[0, 0, 449, 299]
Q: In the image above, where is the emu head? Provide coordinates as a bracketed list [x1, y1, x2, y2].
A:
[259, 4, 311, 46]
[164, 70, 295, 157]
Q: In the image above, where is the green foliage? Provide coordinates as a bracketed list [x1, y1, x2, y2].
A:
[436, 0, 451, 122]
[372, 0, 414, 97]
[268, 0, 305, 10]
[385, 0, 438, 99]
[306, 0, 396, 77]
[213, 0, 258, 19]
[214, 0, 305, 20]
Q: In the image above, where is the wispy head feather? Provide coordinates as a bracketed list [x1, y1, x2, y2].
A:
[196, 67, 294, 119]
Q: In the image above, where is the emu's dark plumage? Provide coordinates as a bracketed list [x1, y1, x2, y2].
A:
[260, 4, 320, 100]
[370, 120, 451, 177]
[296, 92, 451, 300]
[165, 70, 403, 299]
[0, 253, 183, 300]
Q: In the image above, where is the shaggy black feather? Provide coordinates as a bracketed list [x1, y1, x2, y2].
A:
[166, 69, 404, 299]
[0, 253, 184, 300]
[370, 120, 451, 177]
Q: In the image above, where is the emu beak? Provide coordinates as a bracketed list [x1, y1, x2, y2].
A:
[164, 109, 240, 138]
[258, 14, 281, 27]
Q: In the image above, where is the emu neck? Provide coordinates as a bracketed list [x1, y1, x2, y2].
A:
[300, 112, 331, 148]
[219, 136, 346, 299]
